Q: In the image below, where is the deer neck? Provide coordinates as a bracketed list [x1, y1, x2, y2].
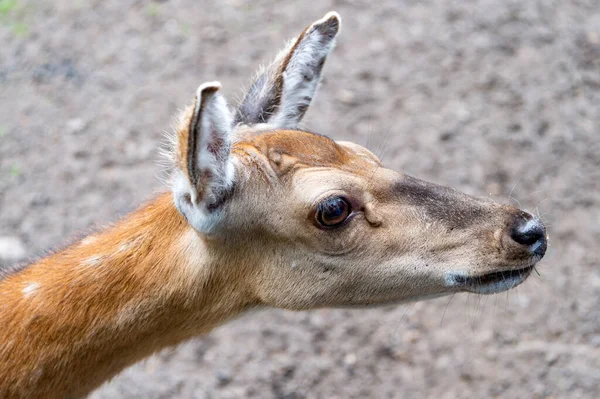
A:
[0, 193, 255, 398]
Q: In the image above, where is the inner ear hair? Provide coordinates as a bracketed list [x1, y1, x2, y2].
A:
[235, 11, 341, 130]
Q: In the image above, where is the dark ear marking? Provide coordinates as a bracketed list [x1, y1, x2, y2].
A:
[237, 70, 279, 125]
[187, 84, 220, 189]
[313, 12, 340, 40]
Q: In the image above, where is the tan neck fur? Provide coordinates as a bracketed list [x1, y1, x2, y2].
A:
[0, 193, 256, 398]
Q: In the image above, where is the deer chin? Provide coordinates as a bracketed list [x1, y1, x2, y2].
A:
[444, 264, 537, 295]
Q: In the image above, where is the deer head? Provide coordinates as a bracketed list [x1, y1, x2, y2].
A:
[168, 12, 547, 310]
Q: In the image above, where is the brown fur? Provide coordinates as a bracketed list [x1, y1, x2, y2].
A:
[0, 195, 257, 398]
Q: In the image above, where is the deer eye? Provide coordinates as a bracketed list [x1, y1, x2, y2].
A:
[315, 197, 351, 228]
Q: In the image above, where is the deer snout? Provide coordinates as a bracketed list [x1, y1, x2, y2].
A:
[509, 211, 547, 257]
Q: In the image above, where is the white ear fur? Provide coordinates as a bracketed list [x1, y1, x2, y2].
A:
[270, 11, 341, 129]
[172, 82, 236, 234]
[235, 11, 341, 129]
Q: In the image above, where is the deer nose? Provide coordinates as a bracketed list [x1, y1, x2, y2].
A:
[510, 213, 547, 256]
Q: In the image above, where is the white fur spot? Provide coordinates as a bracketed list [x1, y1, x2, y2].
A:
[118, 239, 135, 253]
[32, 367, 44, 382]
[80, 236, 97, 246]
[84, 255, 104, 267]
[444, 271, 468, 287]
[22, 282, 40, 298]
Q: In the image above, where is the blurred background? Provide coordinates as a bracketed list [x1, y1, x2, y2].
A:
[1, 0, 599, 398]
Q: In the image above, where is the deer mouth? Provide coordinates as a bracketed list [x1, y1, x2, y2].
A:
[445, 265, 535, 295]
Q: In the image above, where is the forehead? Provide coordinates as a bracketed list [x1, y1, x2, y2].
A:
[234, 130, 380, 173]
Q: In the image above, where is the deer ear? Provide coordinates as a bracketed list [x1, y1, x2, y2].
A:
[172, 82, 235, 234]
[235, 11, 341, 130]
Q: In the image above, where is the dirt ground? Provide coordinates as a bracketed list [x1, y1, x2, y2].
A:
[1, 0, 599, 398]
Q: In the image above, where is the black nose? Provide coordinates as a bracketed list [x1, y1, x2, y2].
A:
[510, 213, 547, 256]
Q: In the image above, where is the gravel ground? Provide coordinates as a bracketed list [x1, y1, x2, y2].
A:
[1, 1, 599, 398]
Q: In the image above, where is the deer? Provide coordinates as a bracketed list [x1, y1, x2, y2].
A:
[0, 11, 548, 399]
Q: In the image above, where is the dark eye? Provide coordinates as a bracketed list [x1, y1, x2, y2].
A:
[315, 197, 351, 228]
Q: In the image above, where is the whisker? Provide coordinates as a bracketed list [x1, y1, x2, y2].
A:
[534, 197, 550, 219]
[507, 179, 523, 208]
[524, 189, 544, 198]
[529, 275, 542, 289]
[492, 294, 499, 330]
[377, 123, 393, 164]
[508, 179, 520, 199]
[478, 295, 490, 325]
[365, 116, 373, 154]
[515, 285, 524, 308]
[398, 302, 414, 325]
[464, 292, 471, 327]
[467, 290, 478, 332]
[473, 290, 484, 330]
[535, 198, 550, 207]
[509, 194, 523, 209]
[440, 293, 456, 327]
[391, 302, 415, 341]
[365, 126, 393, 193]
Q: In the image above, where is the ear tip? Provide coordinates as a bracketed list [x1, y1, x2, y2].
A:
[323, 11, 342, 23]
[196, 81, 222, 99]
[314, 11, 342, 36]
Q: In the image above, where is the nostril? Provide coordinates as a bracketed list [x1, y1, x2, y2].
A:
[510, 215, 547, 256]
[511, 223, 543, 246]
